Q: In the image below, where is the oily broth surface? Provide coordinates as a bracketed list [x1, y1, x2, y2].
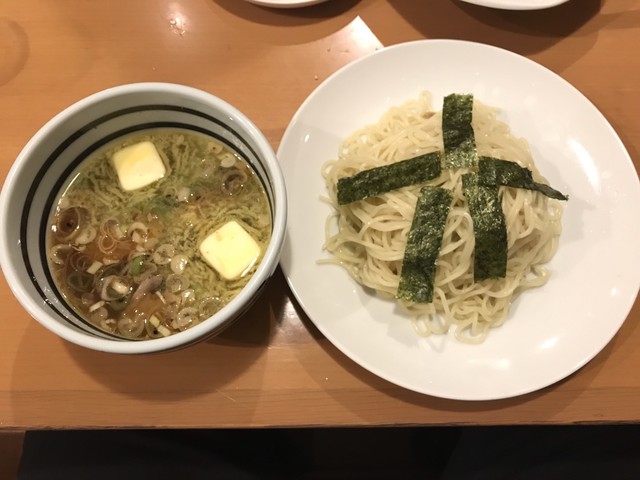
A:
[47, 129, 272, 339]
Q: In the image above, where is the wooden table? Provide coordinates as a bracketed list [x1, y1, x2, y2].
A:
[0, 0, 638, 429]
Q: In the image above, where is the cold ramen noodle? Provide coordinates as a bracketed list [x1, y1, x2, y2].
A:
[321, 92, 567, 344]
[47, 129, 271, 339]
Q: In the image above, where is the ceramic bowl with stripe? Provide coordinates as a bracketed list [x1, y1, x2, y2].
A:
[0, 83, 287, 354]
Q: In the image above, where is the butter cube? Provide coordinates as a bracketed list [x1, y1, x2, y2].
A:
[112, 141, 166, 191]
[200, 221, 261, 280]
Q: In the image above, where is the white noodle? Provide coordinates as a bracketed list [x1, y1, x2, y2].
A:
[321, 92, 563, 344]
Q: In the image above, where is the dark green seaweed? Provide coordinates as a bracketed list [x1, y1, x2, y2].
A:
[396, 187, 453, 303]
[462, 173, 508, 281]
[478, 157, 568, 201]
[442, 93, 477, 169]
[336, 152, 442, 205]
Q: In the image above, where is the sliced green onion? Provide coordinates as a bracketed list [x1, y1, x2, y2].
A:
[130, 255, 145, 276]
[108, 296, 130, 312]
[116, 314, 145, 338]
[66, 271, 94, 293]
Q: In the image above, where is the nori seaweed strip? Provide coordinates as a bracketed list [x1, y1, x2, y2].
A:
[442, 93, 477, 169]
[478, 157, 568, 201]
[396, 187, 453, 303]
[462, 173, 508, 281]
[336, 151, 442, 205]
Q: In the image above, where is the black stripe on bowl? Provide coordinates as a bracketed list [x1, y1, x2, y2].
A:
[38, 122, 272, 338]
[21, 104, 275, 339]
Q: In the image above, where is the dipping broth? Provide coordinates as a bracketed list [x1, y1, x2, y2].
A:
[47, 129, 272, 339]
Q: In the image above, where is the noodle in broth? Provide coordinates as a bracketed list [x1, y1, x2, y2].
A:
[48, 129, 271, 339]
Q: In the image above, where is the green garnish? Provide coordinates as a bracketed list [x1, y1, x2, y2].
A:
[443, 93, 477, 169]
[130, 255, 145, 276]
[147, 194, 178, 219]
[462, 173, 508, 281]
[397, 187, 452, 303]
[478, 157, 568, 200]
[332, 93, 570, 303]
[336, 152, 442, 205]
[67, 271, 94, 293]
[109, 297, 131, 312]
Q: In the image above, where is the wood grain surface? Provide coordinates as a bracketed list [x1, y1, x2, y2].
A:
[0, 0, 638, 428]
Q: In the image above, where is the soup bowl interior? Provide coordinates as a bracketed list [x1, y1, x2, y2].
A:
[0, 83, 286, 354]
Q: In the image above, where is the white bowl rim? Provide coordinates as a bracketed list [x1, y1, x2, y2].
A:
[0, 82, 287, 354]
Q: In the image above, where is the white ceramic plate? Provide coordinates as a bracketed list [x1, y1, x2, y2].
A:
[278, 39, 640, 400]
[244, 0, 328, 8]
[458, 0, 569, 9]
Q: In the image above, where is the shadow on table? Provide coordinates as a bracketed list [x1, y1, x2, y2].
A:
[10, 268, 289, 407]
[289, 287, 638, 424]
[376, 0, 602, 71]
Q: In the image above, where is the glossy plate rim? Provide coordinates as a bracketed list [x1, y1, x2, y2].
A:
[458, 0, 570, 9]
[244, 0, 329, 8]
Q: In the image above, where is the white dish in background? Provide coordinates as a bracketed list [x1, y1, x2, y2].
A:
[458, 0, 570, 9]
[278, 39, 640, 401]
[244, 0, 329, 8]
